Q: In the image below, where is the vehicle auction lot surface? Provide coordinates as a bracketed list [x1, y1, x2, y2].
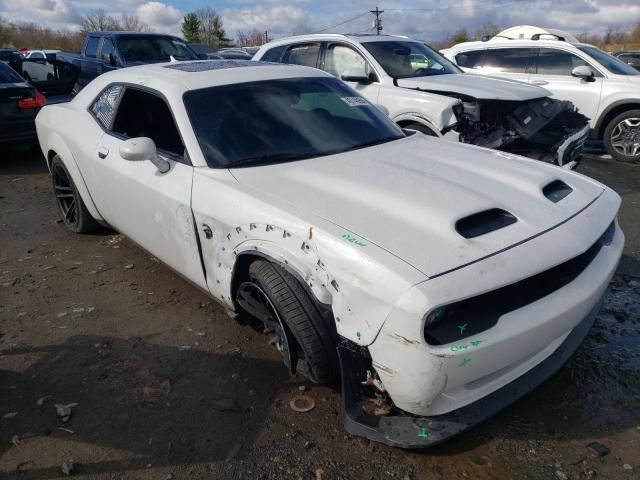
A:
[1, 146, 639, 480]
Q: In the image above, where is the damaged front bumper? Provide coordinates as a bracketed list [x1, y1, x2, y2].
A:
[338, 298, 601, 448]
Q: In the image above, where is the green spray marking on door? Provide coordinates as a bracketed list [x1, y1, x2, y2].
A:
[341, 233, 366, 247]
[417, 427, 429, 438]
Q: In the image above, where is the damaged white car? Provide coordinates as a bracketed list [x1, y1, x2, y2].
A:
[254, 34, 590, 168]
[36, 60, 623, 448]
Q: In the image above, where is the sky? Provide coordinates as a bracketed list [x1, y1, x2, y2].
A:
[1, 0, 639, 42]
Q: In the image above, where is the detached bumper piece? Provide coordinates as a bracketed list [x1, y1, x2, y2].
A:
[338, 299, 601, 449]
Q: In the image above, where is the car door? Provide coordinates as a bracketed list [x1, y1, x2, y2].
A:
[529, 47, 603, 125]
[321, 42, 381, 103]
[455, 47, 534, 84]
[85, 84, 206, 289]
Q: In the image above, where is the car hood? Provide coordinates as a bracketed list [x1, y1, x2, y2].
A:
[396, 73, 550, 101]
[231, 135, 604, 278]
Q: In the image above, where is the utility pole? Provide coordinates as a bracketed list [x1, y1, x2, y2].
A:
[264, 31, 269, 43]
[370, 6, 384, 35]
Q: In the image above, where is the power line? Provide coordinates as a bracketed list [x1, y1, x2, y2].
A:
[309, 11, 370, 34]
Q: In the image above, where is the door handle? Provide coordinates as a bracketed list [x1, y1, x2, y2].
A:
[530, 80, 549, 85]
[97, 147, 109, 159]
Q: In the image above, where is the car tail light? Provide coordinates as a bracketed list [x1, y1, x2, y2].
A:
[18, 92, 46, 109]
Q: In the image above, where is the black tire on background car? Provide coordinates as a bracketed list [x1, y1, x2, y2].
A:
[603, 109, 640, 163]
[236, 259, 339, 384]
[403, 122, 438, 136]
[50, 155, 99, 233]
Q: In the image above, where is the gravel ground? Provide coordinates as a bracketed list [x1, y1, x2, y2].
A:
[0, 145, 639, 480]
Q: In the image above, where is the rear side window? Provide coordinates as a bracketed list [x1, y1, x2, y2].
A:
[534, 48, 589, 76]
[282, 43, 320, 68]
[0, 62, 24, 83]
[455, 50, 483, 68]
[261, 45, 286, 63]
[90, 84, 123, 128]
[112, 88, 185, 157]
[476, 48, 532, 73]
[29, 52, 45, 59]
[85, 37, 100, 58]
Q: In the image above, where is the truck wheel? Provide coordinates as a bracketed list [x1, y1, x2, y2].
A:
[50, 155, 99, 233]
[403, 122, 438, 136]
[603, 109, 640, 163]
[236, 259, 339, 384]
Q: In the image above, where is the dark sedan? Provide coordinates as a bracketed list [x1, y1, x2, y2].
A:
[0, 62, 45, 143]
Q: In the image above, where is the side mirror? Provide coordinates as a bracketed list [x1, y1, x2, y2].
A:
[341, 66, 371, 84]
[119, 137, 170, 173]
[571, 65, 595, 81]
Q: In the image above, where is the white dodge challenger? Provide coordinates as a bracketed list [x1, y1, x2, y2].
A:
[35, 60, 624, 448]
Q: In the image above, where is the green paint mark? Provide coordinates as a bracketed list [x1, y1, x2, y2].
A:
[450, 339, 485, 352]
[458, 357, 471, 368]
[341, 233, 366, 247]
[458, 323, 468, 335]
[417, 427, 429, 438]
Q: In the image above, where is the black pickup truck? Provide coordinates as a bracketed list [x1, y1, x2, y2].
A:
[57, 32, 200, 92]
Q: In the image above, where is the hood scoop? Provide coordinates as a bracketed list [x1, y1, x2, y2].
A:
[455, 208, 517, 239]
[543, 180, 573, 203]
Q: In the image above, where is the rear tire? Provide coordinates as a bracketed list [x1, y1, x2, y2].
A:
[603, 109, 640, 163]
[240, 259, 339, 384]
[50, 155, 99, 233]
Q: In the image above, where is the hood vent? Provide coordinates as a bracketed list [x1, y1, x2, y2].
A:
[455, 208, 517, 239]
[543, 180, 573, 203]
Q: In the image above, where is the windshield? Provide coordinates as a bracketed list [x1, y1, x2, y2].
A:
[578, 46, 639, 75]
[0, 63, 24, 83]
[184, 77, 404, 168]
[362, 41, 461, 78]
[117, 36, 198, 63]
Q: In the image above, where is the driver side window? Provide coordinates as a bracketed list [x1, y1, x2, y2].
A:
[111, 88, 186, 159]
[324, 44, 371, 78]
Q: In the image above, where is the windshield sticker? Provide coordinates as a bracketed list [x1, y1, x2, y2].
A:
[340, 96, 369, 107]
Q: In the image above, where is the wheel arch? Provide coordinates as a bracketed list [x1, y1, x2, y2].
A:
[393, 113, 443, 136]
[595, 101, 640, 139]
[45, 134, 105, 222]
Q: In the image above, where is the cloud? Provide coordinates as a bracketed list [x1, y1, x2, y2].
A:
[0, 0, 81, 27]
[222, 4, 316, 36]
[135, 1, 182, 33]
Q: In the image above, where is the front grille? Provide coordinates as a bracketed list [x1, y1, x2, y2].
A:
[424, 221, 615, 346]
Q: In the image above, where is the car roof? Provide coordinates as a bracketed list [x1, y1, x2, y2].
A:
[262, 33, 414, 47]
[92, 59, 331, 93]
[445, 39, 596, 51]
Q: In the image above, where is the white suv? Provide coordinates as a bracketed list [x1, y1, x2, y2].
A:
[442, 35, 640, 163]
[254, 34, 590, 168]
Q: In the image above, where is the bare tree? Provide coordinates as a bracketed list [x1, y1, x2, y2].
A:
[81, 9, 121, 33]
[195, 7, 230, 48]
[120, 14, 149, 33]
[475, 21, 500, 40]
[236, 29, 266, 47]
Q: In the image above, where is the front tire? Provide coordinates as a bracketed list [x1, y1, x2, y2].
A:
[50, 155, 99, 233]
[603, 109, 640, 163]
[236, 260, 339, 384]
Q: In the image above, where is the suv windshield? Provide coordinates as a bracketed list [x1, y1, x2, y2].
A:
[117, 36, 198, 63]
[577, 46, 639, 75]
[184, 77, 404, 168]
[362, 41, 461, 78]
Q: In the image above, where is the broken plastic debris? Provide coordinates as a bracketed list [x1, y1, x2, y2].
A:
[61, 459, 75, 476]
[54, 403, 78, 422]
[124, 264, 135, 270]
[289, 395, 315, 413]
[3, 412, 18, 419]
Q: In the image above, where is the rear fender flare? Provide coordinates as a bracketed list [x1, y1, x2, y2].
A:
[45, 133, 104, 222]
